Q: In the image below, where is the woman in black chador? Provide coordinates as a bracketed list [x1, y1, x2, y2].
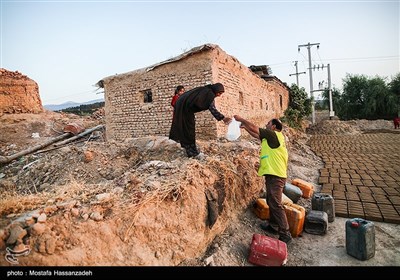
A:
[170, 83, 231, 158]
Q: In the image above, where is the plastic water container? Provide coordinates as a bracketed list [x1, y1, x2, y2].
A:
[304, 210, 328, 235]
[248, 233, 288, 266]
[312, 193, 335, 222]
[281, 193, 293, 206]
[346, 218, 375, 260]
[291, 178, 314, 198]
[254, 198, 270, 220]
[284, 183, 303, 203]
[284, 203, 305, 237]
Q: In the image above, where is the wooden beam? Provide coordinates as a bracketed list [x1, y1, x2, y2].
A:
[0, 132, 72, 164]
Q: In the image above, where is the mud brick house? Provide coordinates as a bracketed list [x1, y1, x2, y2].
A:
[96, 44, 289, 141]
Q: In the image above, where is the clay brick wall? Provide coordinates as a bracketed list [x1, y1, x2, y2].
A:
[210, 48, 289, 134]
[101, 51, 215, 141]
[0, 68, 43, 114]
[100, 45, 289, 142]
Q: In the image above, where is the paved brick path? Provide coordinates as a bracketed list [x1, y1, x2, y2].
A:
[309, 132, 400, 224]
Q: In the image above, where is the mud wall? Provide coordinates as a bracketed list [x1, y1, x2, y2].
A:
[0, 68, 43, 115]
[101, 45, 289, 142]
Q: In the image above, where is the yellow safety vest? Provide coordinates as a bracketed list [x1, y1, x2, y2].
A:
[257, 131, 288, 178]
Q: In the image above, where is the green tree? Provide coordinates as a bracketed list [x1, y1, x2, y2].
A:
[340, 74, 397, 120]
[321, 87, 342, 116]
[340, 74, 368, 120]
[281, 84, 312, 128]
[363, 76, 392, 119]
[314, 99, 327, 110]
[388, 73, 400, 117]
[318, 73, 399, 120]
[60, 102, 105, 116]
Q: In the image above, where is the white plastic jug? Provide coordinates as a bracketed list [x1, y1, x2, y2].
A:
[226, 119, 241, 141]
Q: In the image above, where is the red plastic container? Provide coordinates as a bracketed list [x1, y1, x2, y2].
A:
[248, 233, 288, 266]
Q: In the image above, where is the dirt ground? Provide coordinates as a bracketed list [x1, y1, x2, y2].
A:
[180, 117, 400, 267]
[0, 110, 399, 270]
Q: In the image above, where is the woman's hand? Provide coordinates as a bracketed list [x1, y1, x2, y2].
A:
[223, 117, 232, 125]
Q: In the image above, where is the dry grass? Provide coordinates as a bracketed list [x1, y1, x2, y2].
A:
[112, 157, 244, 242]
[0, 176, 112, 218]
[52, 178, 111, 204]
[0, 191, 50, 217]
[115, 169, 190, 242]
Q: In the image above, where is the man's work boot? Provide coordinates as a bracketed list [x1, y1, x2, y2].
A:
[260, 223, 278, 235]
[279, 234, 293, 244]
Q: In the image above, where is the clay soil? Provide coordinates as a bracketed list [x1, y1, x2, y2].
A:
[0, 110, 399, 272]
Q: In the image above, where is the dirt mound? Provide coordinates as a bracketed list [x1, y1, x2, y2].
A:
[307, 120, 361, 135]
[306, 118, 394, 135]
[0, 114, 265, 265]
[1, 111, 399, 267]
[348, 119, 393, 130]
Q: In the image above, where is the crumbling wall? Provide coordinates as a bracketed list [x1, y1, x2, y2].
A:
[100, 45, 289, 142]
[211, 48, 289, 132]
[0, 68, 43, 115]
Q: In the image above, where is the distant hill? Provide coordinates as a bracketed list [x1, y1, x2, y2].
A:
[44, 98, 105, 111]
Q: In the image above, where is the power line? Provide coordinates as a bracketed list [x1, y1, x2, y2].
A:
[44, 89, 102, 103]
[269, 55, 399, 69]
[322, 56, 398, 63]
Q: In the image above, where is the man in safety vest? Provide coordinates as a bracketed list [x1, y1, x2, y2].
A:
[234, 115, 292, 244]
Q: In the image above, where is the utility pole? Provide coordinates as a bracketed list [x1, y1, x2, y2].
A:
[289, 61, 306, 87]
[310, 63, 335, 120]
[327, 63, 335, 119]
[298, 42, 320, 124]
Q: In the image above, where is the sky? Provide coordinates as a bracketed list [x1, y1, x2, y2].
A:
[1, 0, 399, 105]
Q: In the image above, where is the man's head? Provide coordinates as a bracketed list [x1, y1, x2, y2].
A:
[267, 118, 283, 131]
[211, 83, 225, 96]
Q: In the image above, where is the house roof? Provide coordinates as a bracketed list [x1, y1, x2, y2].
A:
[96, 44, 219, 88]
[146, 43, 218, 71]
[96, 43, 289, 92]
[261, 75, 291, 91]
